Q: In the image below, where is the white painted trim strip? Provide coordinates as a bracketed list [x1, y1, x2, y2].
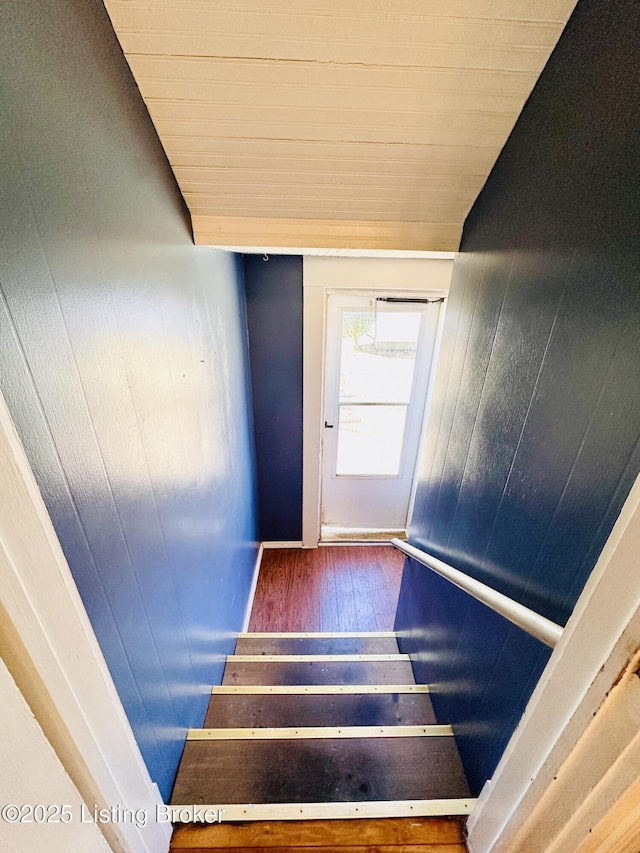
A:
[262, 541, 304, 549]
[406, 295, 447, 526]
[168, 799, 476, 821]
[317, 540, 400, 547]
[238, 631, 397, 638]
[212, 684, 429, 694]
[228, 654, 409, 662]
[187, 725, 452, 740]
[196, 247, 456, 260]
[392, 539, 563, 649]
[241, 543, 264, 633]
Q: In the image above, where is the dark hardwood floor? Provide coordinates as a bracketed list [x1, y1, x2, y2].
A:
[247, 546, 405, 632]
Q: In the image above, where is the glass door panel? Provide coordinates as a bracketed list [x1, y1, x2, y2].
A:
[336, 405, 407, 476]
[322, 293, 444, 532]
[335, 307, 422, 478]
[339, 310, 421, 404]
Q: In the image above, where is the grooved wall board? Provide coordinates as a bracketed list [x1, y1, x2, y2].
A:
[222, 660, 416, 686]
[102, 0, 578, 251]
[204, 691, 437, 727]
[0, 0, 259, 803]
[243, 254, 302, 542]
[396, 0, 640, 796]
[171, 736, 470, 804]
[192, 218, 463, 253]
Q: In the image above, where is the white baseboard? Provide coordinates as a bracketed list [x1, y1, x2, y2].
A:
[262, 541, 304, 549]
[241, 543, 264, 633]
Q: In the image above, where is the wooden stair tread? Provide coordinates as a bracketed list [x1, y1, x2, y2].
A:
[234, 637, 400, 655]
[171, 847, 467, 853]
[222, 659, 415, 686]
[204, 692, 437, 728]
[170, 815, 467, 848]
[170, 737, 470, 804]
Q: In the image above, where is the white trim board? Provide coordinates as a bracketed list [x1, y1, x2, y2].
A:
[238, 631, 397, 638]
[302, 255, 453, 548]
[168, 799, 476, 821]
[467, 470, 640, 853]
[213, 247, 456, 259]
[241, 542, 264, 633]
[0, 390, 170, 853]
[262, 540, 304, 549]
[212, 684, 430, 694]
[228, 653, 409, 662]
[405, 292, 448, 525]
[187, 724, 453, 740]
[318, 540, 400, 547]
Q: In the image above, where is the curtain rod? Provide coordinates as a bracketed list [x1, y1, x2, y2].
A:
[376, 297, 445, 304]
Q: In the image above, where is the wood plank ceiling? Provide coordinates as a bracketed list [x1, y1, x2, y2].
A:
[104, 0, 577, 252]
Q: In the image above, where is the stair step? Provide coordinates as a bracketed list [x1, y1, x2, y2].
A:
[222, 659, 415, 686]
[170, 815, 467, 850]
[204, 691, 436, 727]
[169, 633, 476, 827]
[170, 736, 471, 806]
[235, 636, 400, 655]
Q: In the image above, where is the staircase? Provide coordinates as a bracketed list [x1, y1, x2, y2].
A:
[170, 632, 474, 851]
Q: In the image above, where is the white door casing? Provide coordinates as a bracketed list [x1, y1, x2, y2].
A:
[303, 254, 454, 548]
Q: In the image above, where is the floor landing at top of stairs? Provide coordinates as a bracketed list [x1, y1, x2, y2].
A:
[247, 546, 405, 633]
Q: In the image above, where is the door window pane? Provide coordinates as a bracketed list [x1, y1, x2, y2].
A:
[339, 310, 421, 404]
[336, 405, 407, 476]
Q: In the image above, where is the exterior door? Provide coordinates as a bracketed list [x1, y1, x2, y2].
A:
[321, 292, 443, 531]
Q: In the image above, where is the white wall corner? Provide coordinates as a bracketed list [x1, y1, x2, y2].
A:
[0, 391, 171, 853]
[0, 657, 112, 853]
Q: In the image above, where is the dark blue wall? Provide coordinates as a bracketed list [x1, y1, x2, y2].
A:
[395, 0, 640, 794]
[0, 0, 258, 800]
[243, 255, 303, 542]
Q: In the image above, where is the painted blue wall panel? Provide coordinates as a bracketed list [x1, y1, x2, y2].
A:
[243, 255, 304, 542]
[0, 0, 258, 799]
[396, 0, 640, 794]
